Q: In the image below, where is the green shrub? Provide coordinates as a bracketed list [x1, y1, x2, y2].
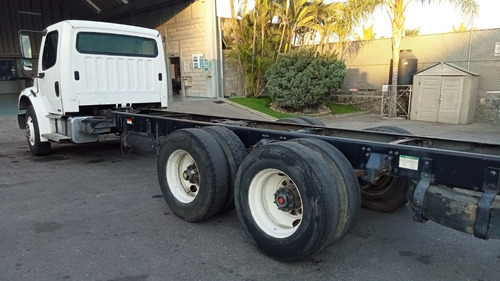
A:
[265, 51, 346, 110]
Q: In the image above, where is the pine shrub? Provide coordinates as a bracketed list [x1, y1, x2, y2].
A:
[265, 51, 346, 111]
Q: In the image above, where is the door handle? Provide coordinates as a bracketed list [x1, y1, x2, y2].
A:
[54, 81, 60, 97]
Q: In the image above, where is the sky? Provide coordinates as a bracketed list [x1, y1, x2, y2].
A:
[216, 0, 500, 38]
[366, 0, 500, 38]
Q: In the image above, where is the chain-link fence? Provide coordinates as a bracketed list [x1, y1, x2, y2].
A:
[339, 28, 500, 92]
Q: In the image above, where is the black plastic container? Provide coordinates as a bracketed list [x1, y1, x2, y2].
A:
[388, 50, 418, 85]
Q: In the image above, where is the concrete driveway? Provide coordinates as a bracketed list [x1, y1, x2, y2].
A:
[1, 97, 499, 281]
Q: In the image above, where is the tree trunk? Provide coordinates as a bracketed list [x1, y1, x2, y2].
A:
[388, 1, 405, 119]
[251, 10, 257, 74]
[229, 1, 247, 96]
[277, 0, 290, 61]
[389, 35, 401, 118]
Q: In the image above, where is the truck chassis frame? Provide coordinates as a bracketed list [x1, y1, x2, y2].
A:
[110, 108, 499, 260]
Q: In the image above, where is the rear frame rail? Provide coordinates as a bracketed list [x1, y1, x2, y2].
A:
[112, 110, 500, 239]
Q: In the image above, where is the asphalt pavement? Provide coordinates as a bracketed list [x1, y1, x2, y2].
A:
[1, 96, 499, 281]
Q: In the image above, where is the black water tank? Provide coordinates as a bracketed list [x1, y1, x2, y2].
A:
[388, 50, 418, 85]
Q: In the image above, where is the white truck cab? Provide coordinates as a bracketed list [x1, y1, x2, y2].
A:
[18, 20, 168, 155]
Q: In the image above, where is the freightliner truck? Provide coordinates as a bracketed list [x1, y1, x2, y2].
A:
[17, 20, 500, 262]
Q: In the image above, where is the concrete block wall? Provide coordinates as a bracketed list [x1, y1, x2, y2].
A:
[331, 90, 500, 123]
[222, 50, 242, 97]
[477, 92, 500, 123]
[156, 0, 215, 97]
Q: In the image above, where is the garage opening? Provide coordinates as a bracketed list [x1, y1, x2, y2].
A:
[170, 57, 181, 95]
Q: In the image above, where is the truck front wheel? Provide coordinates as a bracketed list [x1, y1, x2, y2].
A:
[26, 106, 51, 156]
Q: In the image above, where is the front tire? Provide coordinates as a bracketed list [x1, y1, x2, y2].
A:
[25, 106, 51, 156]
[234, 142, 343, 262]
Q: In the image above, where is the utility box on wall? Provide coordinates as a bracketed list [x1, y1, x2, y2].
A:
[410, 62, 479, 124]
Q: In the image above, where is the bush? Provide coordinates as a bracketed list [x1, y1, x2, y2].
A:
[265, 51, 346, 111]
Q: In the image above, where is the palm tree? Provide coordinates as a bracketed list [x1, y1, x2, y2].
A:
[380, 0, 479, 118]
[355, 24, 377, 40]
[276, 0, 319, 56]
[404, 27, 421, 36]
[225, 0, 282, 97]
[312, 0, 378, 58]
[452, 22, 470, 32]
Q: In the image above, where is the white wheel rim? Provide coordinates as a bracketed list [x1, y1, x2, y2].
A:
[26, 115, 35, 146]
[248, 168, 303, 238]
[166, 149, 199, 203]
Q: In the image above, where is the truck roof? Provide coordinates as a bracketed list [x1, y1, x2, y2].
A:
[48, 20, 160, 38]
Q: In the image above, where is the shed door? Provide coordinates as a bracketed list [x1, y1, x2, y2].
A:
[437, 76, 463, 124]
[415, 76, 441, 122]
[415, 76, 463, 123]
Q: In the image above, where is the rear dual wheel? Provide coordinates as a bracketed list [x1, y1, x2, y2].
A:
[290, 138, 360, 242]
[276, 116, 325, 126]
[157, 127, 246, 222]
[360, 175, 411, 212]
[234, 140, 358, 262]
[158, 129, 359, 262]
[202, 126, 247, 213]
[360, 126, 414, 212]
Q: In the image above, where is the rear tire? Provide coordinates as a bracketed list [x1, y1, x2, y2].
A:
[275, 117, 310, 125]
[290, 138, 360, 242]
[295, 116, 325, 126]
[202, 126, 247, 214]
[360, 126, 413, 212]
[234, 141, 343, 262]
[25, 106, 51, 156]
[276, 116, 325, 126]
[360, 176, 411, 212]
[157, 128, 229, 222]
[364, 126, 411, 134]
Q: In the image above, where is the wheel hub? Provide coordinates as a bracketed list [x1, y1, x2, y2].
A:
[274, 187, 300, 212]
[182, 164, 199, 184]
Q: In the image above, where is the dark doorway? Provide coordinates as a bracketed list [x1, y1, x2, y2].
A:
[169, 57, 181, 95]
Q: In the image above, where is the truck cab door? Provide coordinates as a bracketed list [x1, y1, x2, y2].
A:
[38, 30, 62, 114]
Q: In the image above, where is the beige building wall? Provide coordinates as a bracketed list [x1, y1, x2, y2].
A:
[156, 0, 219, 97]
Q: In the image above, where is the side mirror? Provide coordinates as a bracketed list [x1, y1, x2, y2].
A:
[21, 58, 33, 71]
[19, 33, 33, 71]
[20, 34, 32, 58]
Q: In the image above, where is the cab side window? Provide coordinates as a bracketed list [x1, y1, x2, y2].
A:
[42, 31, 58, 70]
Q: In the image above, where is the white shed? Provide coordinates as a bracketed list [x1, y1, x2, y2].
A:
[410, 62, 479, 124]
